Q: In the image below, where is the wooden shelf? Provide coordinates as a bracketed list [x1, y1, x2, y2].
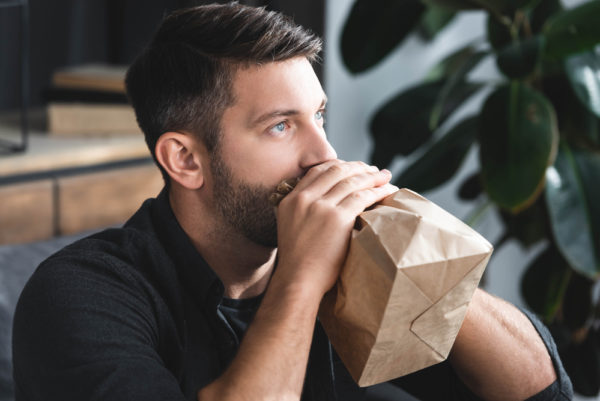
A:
[0, 110, 163, 245]
[0, 109, 149, 178]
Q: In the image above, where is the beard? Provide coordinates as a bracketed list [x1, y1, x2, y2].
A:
[210, 150, 278, 248]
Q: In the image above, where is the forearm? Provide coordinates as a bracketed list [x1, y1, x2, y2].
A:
[449, 289, 556, 401]
[197, 272, 322, 401]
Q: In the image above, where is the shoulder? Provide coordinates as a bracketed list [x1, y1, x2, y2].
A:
[13, 226, 167, 328]
[12, 223, 183, 356]
[14, 192, 181, 331]
[29, 225, 162, 292]
[11, 225, 188, 400]
[25, 192, 174, 300]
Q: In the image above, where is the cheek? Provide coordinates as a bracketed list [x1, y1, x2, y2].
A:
[226, 140, 301, 185]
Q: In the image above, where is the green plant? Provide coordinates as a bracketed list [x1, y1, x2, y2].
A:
[340, 0, 600, 395]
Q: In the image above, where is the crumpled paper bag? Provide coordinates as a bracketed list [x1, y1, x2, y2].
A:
[318, 188, 493, 387]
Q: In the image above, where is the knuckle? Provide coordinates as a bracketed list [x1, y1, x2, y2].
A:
[354, 161, 369, 169]
[294, 190, 312, 207]
[311, 163, 328, 174]
[327, 163, 345, 175]
[351, 191, 366, 201]
[308, 199, 330, 217]
[341, 175, 360, 188]
[367, 170, 381, 180]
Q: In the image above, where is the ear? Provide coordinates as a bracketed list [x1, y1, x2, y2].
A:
[155, 132, 205, 190]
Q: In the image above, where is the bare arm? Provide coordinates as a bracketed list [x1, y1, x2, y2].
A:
[197, 161, 397, 401]
[450, 289, 557, 401]
[198, 277, 322, 401]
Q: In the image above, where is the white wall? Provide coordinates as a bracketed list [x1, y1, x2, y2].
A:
[323, 1, 596, 399]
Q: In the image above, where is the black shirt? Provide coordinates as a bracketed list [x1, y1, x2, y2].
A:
[219, 295, 263, 342]
[12, 189, 573, 400]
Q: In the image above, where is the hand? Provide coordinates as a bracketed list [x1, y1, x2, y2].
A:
[273, 160, 397, 298]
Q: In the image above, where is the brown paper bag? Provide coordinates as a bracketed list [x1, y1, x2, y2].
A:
[318, 188, 493, 387]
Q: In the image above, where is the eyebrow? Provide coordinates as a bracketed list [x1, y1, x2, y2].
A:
[248, 96, 328, 128]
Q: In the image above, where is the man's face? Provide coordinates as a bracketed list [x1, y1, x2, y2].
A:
[208, 57, 337, 247]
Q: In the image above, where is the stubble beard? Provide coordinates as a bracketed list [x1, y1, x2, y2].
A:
[210, 149, 278, 248]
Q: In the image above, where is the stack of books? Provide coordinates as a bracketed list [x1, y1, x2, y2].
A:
[45, 64, 140, 135]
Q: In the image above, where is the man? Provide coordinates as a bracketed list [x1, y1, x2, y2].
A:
[13, 3, 572, 401]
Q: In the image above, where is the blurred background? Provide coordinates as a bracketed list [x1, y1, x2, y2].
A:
[1, 0, 599, 400]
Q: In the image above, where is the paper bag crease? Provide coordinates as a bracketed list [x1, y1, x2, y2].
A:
[319, 189, 493, 387]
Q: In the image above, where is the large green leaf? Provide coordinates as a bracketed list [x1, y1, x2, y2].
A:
[521, 244, 570, 322]
[425, 44, 481, 82]
[370, 80, 481, 168]
[394, 116, 478, 192]
[486, 13, 513, 51]
[565, 49, 600, 118]
[479, 83, 558, 212]
[545, 143, 600, 278]
[543, 72, 600, 148]
[573, 149, 600, 249]
[573, 149, 600, 274]
[496, 35, 544, 79]
[340, 0, 425, 74]
[542, 0, 600, 60]
[430, 49, 488, 129]
[417, 4, 456, 41]
[529, 0, 563, 34]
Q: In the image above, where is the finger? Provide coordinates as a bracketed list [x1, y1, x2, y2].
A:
[323, 169, 392, 205]
[294, 160, 379, 198]
[338, 183, 399, 216]
[292, 159, 343, 192]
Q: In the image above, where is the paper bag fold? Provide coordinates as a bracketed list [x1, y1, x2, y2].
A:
[319, 188, 493, 387]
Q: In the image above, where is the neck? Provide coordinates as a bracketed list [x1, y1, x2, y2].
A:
[169, 187, 277, 299]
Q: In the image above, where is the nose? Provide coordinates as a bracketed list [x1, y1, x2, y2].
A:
[299, 126, 337, 170]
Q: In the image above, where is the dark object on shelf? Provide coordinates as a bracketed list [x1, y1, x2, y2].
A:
[0, 0, 29, 154]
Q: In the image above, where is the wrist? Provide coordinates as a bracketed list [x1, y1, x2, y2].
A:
[271, 261, 330, 299]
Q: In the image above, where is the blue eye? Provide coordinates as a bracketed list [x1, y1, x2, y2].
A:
[315, 109, 326, 123]
[268, 121, 288, 135]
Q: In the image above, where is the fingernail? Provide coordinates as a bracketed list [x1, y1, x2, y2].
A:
[381, 169, 391, 175]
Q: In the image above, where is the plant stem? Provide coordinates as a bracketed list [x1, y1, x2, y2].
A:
[473, 0, 511, 27]
[522, 13, 532, 38]
[510, 11, 522, 40]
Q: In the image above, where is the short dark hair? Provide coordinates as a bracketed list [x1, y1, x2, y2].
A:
[125, 2, 322, 183]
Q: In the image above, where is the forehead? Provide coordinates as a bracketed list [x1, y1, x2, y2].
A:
[229, 57, 325, 116]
